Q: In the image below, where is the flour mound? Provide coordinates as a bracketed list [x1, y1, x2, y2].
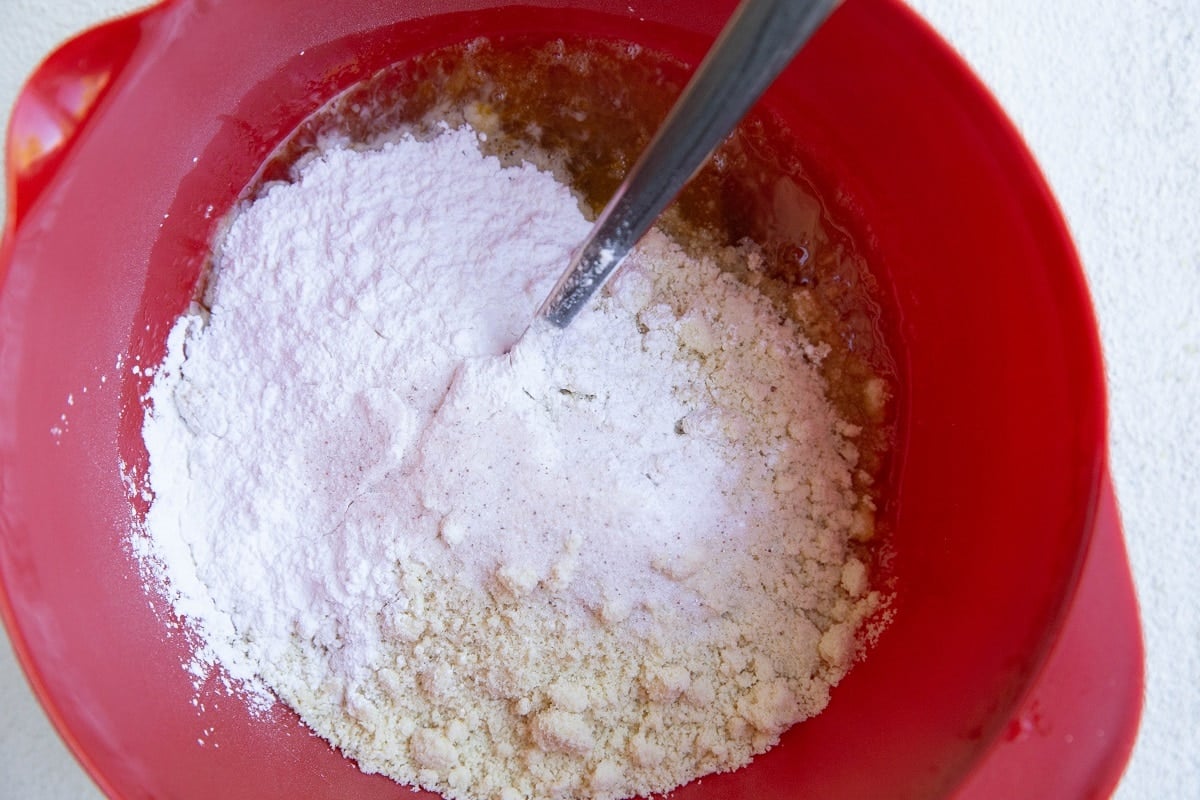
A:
[138, 126, 883, 800]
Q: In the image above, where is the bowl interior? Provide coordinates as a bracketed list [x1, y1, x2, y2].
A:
[0, 0, 1105, 798]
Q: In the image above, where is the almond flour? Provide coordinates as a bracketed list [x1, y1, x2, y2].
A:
[137, 125, 885, 800]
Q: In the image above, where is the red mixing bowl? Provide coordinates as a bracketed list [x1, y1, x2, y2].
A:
[0, 0, 1143, 798]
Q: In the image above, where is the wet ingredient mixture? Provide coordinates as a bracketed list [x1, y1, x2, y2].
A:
[135, 39, 893, 800]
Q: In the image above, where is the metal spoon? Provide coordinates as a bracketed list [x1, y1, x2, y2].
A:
[533, 0, 842, 329]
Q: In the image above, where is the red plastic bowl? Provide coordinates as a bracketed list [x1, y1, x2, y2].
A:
[0, 0, 1142, 798]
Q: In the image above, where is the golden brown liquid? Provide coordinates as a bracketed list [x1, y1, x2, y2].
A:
[253, 36, 896, 508]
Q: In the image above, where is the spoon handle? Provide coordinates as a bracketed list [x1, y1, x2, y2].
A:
[534, 0, 842, 328]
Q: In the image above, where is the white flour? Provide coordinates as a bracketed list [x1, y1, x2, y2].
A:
[137, 126, 884, 800]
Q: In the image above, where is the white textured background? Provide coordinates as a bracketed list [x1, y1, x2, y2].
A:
[1, 0, 1196, 797]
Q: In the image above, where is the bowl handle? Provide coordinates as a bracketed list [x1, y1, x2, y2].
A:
[954, 471, 1144, 798]
[2, 4, 166, 236]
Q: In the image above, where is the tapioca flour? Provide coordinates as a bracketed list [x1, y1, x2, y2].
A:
[136, 125, 885, 800]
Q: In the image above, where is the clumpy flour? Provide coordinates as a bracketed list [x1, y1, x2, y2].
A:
[137, 125, 886, 800]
